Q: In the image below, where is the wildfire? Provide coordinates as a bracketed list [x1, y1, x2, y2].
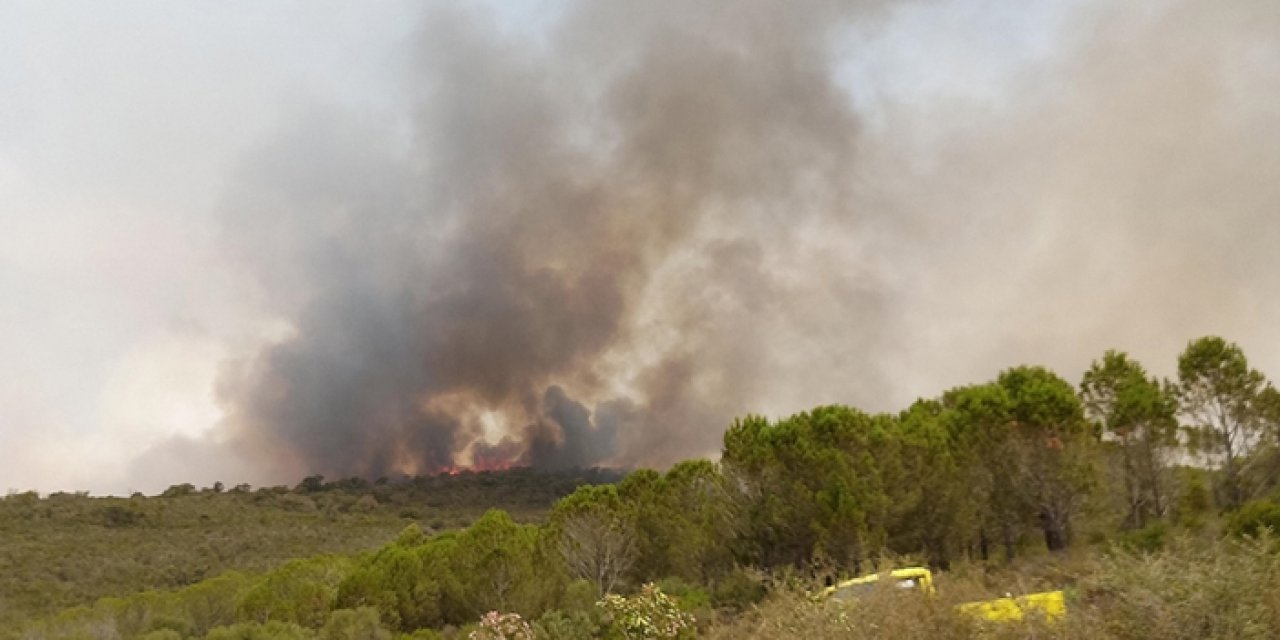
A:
[432, 458, 518, 477]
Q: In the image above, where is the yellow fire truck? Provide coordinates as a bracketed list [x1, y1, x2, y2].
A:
[820, 566, 1066, 623]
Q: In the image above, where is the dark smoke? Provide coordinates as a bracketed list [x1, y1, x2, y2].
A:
[215, 0, 891, 479]
[206, 0, 1280, 484]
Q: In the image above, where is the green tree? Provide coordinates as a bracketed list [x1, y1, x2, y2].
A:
[1081, 350, 1179, 527]
[336, 533, 457, 630]
[238, 556, 350, 628]
[162, 483, 197, 498]
[1177, 337, 1279, 509]
[296, 475, 326, 494]
[892, 399, 972, 567]
[615, 461, 737, 585]
[656, 460, 738, 583]
[452, 510, 553, 617]
[169, 572, 252, 636]
[1173, 466, 1212, 529]
[939, 383, 1025, 560]
[998, 366, 1095, 551]
[721, 406, 900, 572]
[551, 485, 637, 596]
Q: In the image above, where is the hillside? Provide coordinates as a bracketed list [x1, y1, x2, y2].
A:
[11, 339, 1280, 639]
[0, 468, 620, 631]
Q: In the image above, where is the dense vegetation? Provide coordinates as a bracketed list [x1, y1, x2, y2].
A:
[11, 336, 1280, 639]
[0, 468, 620, 633]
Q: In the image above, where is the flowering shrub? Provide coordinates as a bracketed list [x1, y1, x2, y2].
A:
[469, 611, 535, 640]
[598, 583, 696, 639]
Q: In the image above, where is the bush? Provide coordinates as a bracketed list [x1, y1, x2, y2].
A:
[1227, 500, 1280, 538]
[100, 505, 144, 528]
[350, 495, 380, 513]
[1115, 520, 1168, 553]
[1174, 467, 1212, 530]
[561, 580, 600, 614]
[702, 582, 976, 640]
[597, 584, 695, 639]
[1065, 534, 1280, 639]
[533, 610, 599, 640]
[237, 556, 349, 628]
[204, 621, 315, 640]
[137, 631, 183, 640]
[145, 615, 193, 636]
[469, 611, 535, 640]
[278, 494, 319, 512]
[710, 568, 767, 611]
[400, 629, 445, 640]
[162, 484, 197, 498]
[319, 607, 392, 640]
[654, 578, 710, 611]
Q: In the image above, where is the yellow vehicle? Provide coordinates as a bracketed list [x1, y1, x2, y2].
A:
[821, 566, 1066, 624]
[954, 590, 1066, 623]
[820, 566, 937, 599]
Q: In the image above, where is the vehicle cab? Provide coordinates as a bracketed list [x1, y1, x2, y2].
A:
[821, 566, 936, 601]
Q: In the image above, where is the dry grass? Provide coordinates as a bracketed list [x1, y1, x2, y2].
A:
[704, 534, 1280, 639]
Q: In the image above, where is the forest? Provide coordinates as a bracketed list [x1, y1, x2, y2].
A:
[8, 336, 1280, 639]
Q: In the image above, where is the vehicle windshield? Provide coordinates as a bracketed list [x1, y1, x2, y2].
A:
[832, 582, 877, 600]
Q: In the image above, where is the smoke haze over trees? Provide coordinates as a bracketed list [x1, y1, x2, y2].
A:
[11, 337, 1280, 637]
[203, 0, 1280, 484]
[1, 0, 1277, 492]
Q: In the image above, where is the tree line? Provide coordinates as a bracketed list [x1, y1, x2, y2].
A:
[557, 335, 1278, 583]
[21, 336, 1280, 638]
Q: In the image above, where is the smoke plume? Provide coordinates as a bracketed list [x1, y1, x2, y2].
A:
[208, 0, 1280, 482]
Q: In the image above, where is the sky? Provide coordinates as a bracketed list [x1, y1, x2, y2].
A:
[1, 0, 1277, 495]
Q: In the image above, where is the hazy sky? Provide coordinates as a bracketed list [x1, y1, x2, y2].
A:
[2, 0, 1277, 494]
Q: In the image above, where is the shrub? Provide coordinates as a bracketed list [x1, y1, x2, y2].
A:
[597, 584, 695, 639]
[238, 556, 349, 628]
[351, 495, 380, 513]
[278, 494, 319, 512]
[1227, 500, 1280, 538]
[653, 578, 710, 611]
[319, 607, 392, 640]
[561, 580, 600, 614]
[701, 582, 976, 640]
[533, 609, 599, 640]
[469, 611, 535, 640]
[162, 484, 197, 498]
[204, 621, 315, 640]
[1065, 534, 1280, 639]
[100, 505, 144, 528]
[401, 629, 445, 640]
[710, 568, 767, 611]
[137, 630, 183, 640]
[1115, 520, 1168, 553]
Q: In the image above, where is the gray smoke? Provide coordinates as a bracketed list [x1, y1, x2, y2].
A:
[210, 0, 1280, 481]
